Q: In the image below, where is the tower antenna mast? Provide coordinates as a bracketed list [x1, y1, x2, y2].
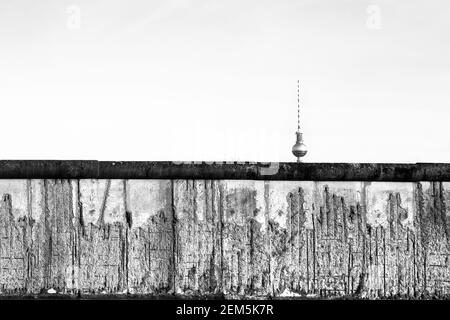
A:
[297, 80, 300, 131]
[292, 80, 307, 162]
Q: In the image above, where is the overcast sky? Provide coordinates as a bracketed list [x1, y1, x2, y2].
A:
[1, 0, 449, 163]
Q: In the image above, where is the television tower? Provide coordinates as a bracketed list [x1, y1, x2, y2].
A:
[292, 80, 307, 162]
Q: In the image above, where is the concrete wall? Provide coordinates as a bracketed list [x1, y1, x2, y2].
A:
[0, 178, 449, 298]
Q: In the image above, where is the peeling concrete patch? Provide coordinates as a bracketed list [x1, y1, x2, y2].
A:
[0, 180, 28, 219]
[30, 179, 44, 221]
[103, 180, 126, 225]
[365, 182, 414, 228]
[79, 179, 107, 225]
[126, 180, 171, 228]
[265, 181, 311, 230]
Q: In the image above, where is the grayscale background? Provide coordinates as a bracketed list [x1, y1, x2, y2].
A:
[0, 0, 449, 163]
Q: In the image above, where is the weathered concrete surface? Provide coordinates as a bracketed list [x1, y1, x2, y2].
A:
[1, 178, 449, 298]
[2, 161, 450, 181]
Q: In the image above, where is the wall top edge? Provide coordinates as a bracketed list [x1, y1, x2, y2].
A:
[0, 160, 449, 181]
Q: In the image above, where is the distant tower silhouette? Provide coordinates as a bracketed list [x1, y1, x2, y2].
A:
[292, 80, 307, 162]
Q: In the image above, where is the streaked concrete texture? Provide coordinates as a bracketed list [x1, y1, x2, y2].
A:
[0, 179, 449, 298]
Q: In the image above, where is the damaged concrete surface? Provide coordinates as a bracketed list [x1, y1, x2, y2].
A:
[0, 179, 449, 298]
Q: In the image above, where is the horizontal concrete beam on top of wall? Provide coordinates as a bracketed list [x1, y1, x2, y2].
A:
[1, 161, 450, 181]
[0, 179, 449, 298]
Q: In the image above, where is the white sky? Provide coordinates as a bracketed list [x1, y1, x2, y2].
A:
[0, 0, 449, 163]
